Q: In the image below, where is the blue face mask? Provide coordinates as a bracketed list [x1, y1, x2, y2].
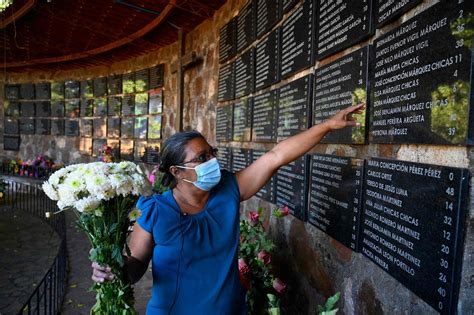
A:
[176, 158, 221, 191]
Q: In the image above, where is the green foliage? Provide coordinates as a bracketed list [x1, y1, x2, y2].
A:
[152, 170, 169, 194]
[317, 292, 340, 315]
[351, 88, 367, 143]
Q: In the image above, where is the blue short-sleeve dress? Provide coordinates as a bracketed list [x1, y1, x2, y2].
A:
[136, 170, 247, 315]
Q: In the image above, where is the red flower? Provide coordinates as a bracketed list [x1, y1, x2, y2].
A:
[273, 278, 286, 294]
[238, 258, 250, 275]
[257, 250, 272, 265]
[272, 205, 290, 218]
[248, 211, 259, 225]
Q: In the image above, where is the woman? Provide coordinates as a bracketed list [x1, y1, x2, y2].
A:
[92, 104, 364, 314]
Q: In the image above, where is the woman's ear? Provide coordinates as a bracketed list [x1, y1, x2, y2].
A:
[169, 166, 180, 179]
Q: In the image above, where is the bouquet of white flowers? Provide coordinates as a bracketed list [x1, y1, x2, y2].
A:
[42, 161, 152, 314]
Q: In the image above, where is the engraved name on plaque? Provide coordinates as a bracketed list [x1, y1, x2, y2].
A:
[252, 89, 277, 142]
[377, 0, 421, 27]
[251, 149, 276, 203]
[217, 146, 232, 171]
[233, 98, 253, 142]
[255, 28, 280, 91]
[218, 63, 235, 102]
[216, 105, 233, 142]
[235, 48, 255, 98]
[219, 18, 237, 62]
[237, 0, 256, 53]
[256, 0, 280, 38]
[231, 147, 252, 173]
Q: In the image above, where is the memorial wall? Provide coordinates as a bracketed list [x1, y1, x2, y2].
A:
[216, 0, 473, 313]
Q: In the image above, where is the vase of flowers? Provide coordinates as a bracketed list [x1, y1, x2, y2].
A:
[42, 161, 152, 314]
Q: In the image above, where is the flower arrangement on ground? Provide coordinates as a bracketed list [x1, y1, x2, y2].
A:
[239, 206, 289, 314]
[97, 145, 116, 163]
[42, 161, 152, 314]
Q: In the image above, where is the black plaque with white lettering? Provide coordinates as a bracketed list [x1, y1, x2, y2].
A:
[231, 147, 252, 173]
[314, 46, 370, 144]
[5, 85, 19, 100]
[256, 0, 280, 38]
[148, 115, 162, 140]
[122, 95, 135, 116]
[81, 80, 94, 99]
[370, 1, 474, 145]
[233, 98, 253, 142]
[108, 97, 122, 116]
[93, 77, 107, 97]
[218, 63, 235, 101]
[107, 118, 121, 138]
[80, 119, 93, 137]
[144, 146, 161, 164]
[36, 119, 50, 135]
[93, 118, 106, 138]
[107, 75, 122, 95]
[252, 89, 277, 142]
[65, 119, 79, 137]
[21, 102, 35, 117]
[237, 0, 256, 53]
[4, 136, 20, 151]
[216, 104, 233, 142]
[255, 28, 280, 91]
[134, 93, 148, 115]
[149, 64, 164, 89]
[276, 155, 309, 221]
[377, 0, 421, 27]
[277, 75, 312, 141]
[36, 101, 51, 117]
[65, 100, 80, 118]
[135, 69, 149, 92]
[20, 84, 35, 99]
[121, 118, 134, 139]
[122, 73, 135, 94]
[216, 146, 232, 171]
[280, 0, 314, 79]
[235, 48, 255, 98]
[51, 82, 65, 100]
[20, 118, 35, 134]
[4, 118, 18, 134]
[65, 81, 80, 99]
[149, 89, 163, 114]
[280, 0, 298, 15]
[134, 117, 148, 139]
[251, 149, 276, 203]
[35, 83, 51, 100]
[219, 18, 237, 62]
[309, 154, 363, 251]
[50, 119, 65, 136]
[316, 0, 374, 61]
[360, 158, 469, 315]
[5, 102, 20, 117]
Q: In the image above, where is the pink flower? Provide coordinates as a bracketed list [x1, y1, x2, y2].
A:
[149, 173, 156, 185]
[238, 258, 250, 275]
[273, 278, 286, 294]
[239, 273, 251, 290]
[272, 205, 290, 218]
[257, 250, 272, 265]
[248, 211, 259, 225]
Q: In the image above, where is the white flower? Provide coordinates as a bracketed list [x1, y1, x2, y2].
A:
[128, 208, 142, 221]
[75, 196, 101, 213]
[42, 181, 59, 200]
[57, 183, 78, 208]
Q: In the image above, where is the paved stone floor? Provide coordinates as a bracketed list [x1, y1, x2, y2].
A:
[0, 206, 61, 314]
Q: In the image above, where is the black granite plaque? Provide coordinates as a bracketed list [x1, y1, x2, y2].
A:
[377, 0, 421, 27]
[94, 98, 107, 117]
[50, 119, 65, 136]
[149, 64, 164, 89]
[135, 69, 149, 92]
[235, 48, 255, 98]
[316, 0, 375, 60]
[4, 118, 18, 134]
[280, 0, 314, 78]
[255, 28, 280, 91]
[252, 89, 278, 142]
[144, 146, 161, 164]
[92, 139, 107, 157]
[93, 118, 106, 138]
[149, 89, 163, 114]
[134, 141, 147, 162]
[233, 98, 253, 142]
[35, 83, 51, 100]
[108, 97, 122, 116]
[277, 75, 312, 141]
[51, 101, 65, 117]
[5, 102, 20, 117]
[275, 155, 309, 221]
[237, 0, 256, 53]
[107, 139, 121, 160]
[21, 102, 35, 117]
[93, 77, 107, 97]
[360, 158, 469, 314]
[134, 93, 148, 115]
[107, 75, 122, 95]
[65, 119, 79, 137]
[121, 118, 134, 139]
[216, 146, 232, 171]
[20, 118, 35, 134]
[107, 118, 121, 138]
[218, 63, 235, 101]
[134, 117, 148, 139]
[81, 99, 94, 117]
[5, 85, 19, 100]
[20, 84, 35, 99]
[81, 80, 94, 99]
[148, 115, 162, 140]
[314, 46, 370, 144]
[51, 82, 65, 100]
[122, 95, 135, 116]
[219, 18, 237, 62]
[120, 140, 134, 161]
[123, 72, 136, 94]
[216, 104, 233, 142]
[80, 119, 93, 137]
[370, 1, 474, 145]
[251, 149, 276, 203]
[309, 154, 363, 251]
[35, 101, 51, 117]
[4, 136, 20, 151]
[65, 80, 80, 99]
[36, 119, 50, 135]
[280, 0, 298, 15]
[65, 100, 80, 118]
[256, 0, 280, 38]
[231, 147, 252, 173]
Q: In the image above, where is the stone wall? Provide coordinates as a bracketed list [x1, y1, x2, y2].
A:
[1, 0, 473, 314]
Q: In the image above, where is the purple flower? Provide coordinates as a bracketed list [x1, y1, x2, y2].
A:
[273, 278, 286, 294]
[257, 250, 272, 265]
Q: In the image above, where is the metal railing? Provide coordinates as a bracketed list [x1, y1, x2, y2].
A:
[1, 178, 68, 315]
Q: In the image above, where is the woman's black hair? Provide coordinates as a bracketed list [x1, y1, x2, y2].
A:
[159, 130, 205, 187]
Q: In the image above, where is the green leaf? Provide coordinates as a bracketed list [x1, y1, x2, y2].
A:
[324, 292, 340, 311]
